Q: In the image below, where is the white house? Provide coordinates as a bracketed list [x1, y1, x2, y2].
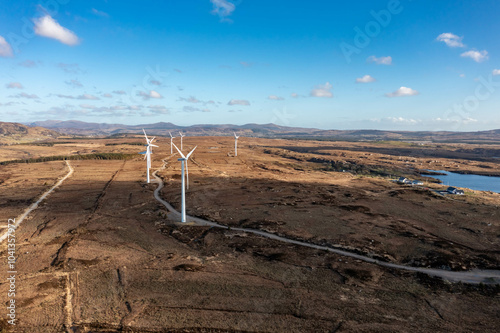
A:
[447, 187, 464, 195]
[398, 177, 409, 184]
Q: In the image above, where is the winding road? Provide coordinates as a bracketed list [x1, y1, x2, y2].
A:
[152, 160, 500, 285]
[0, 160, 74, 243]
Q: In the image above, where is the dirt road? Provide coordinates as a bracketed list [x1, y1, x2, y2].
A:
[0, 160, 74, 243]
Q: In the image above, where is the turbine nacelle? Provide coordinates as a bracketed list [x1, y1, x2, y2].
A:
[173, 143, 196, 160]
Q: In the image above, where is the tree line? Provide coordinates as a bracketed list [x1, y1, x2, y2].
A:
[0, 153, 137, 165]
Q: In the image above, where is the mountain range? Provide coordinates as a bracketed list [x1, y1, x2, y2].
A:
[25, 120, 500, 143]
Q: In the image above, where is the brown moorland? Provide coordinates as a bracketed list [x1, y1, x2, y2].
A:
[0, 136, 498, 332]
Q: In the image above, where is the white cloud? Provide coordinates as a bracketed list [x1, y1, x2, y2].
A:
[268, 95, 284, 100]
[385, 86, 419, 98]
[55, 93, 100, 100]
[57, 63, 82, 73]
[113, 90, 126, 95]
[492, 69, 500, 76]
[10, 92, 39, 99]
[31, 104, 156, 118]
[150, 80, 161, 86]
[92, 8, 109, 17]
[459, 74, 465, 78]
[19, 60, 37, 67]
[228, 99, 250, 106]
[149, 105, 169, 114]
[432, 117, 478, 124]
[102, 93, 112, 98]
[460, 50, 488, 63]
[183, 106, 211, 112]
[34, 15, 80, 46]
[367, 55, 392, 65]
[310, 82, 333, 98]
[0, 36, 13, 57]
[178, 96, 217, 106]
[137, 90, 163, 100]
[65, 79, 83, 88]
[150, 90, 162, 99]
[355, 75, 376, 83]
[79, 104, 95, 109]
[0, 102, 18, 107]
[211, 0, 236, 22]
[79, 94, 99, 100]
[386, 117, 418, 124]
[32, 106, 89, 118]
[178, 96, 201, 103]
[7, 82, 23, 89]
[291, 93, 298, 98]
[436, 33, 465, 48]
[240, 61, 254, 67]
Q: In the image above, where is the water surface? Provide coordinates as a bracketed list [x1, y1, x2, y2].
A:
[423, 170, 500, 193]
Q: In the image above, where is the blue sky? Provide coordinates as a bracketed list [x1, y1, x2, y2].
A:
[1, 0, 499, 131]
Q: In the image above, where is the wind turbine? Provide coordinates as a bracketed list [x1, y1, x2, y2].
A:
[172, 143, 197, 223]
[179, 131, 185, 150]
[139, 129, 158, 183]
[169, 131, 175, 154]
[233, 132, 240, 157]
[143, 129, 156, 154]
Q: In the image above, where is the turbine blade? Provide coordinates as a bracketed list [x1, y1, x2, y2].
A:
[169, 131, 173, 138]
[151, 144, 159, 147]
[143, 129, 148, 141]
[186, 145, 197, 159]
[172, 142, 185, 158]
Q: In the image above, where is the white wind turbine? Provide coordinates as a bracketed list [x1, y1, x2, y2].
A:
[169, 131, 175, 154]
[172, 143, 197, 223]
[139, 129, 158, 183]
[233, 132, 240, 157]
[179, 131, 185, 150]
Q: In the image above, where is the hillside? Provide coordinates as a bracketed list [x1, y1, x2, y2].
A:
[0, 122, 59, 144]
[27, 120, 500, 143]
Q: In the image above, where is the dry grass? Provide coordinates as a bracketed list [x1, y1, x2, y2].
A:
[0, 136, 498, 332]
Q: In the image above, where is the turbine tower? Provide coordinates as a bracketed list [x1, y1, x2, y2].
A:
[139, 129, 158, 183]
[172, 143, 197, 223]
[179, 131, 185, 150]
[233, 132, 240, 157]
[169, 131, 175, 154]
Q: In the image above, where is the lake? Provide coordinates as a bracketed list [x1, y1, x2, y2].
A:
[423, 170, 500, 193]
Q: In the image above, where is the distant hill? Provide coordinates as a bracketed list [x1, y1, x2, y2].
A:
[0, 122, 59, 144]
[26, 120, 500, 143]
